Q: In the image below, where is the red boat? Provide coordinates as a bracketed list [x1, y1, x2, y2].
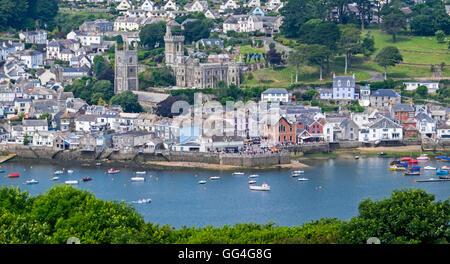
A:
[8, 173, 20, 178]
[408, 160, 418, 164]
[401, 157, 412, 161]
[108, 168, 120, 174]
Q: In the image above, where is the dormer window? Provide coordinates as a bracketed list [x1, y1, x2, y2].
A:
[338, 80, 341, 87]
[347, 80, 350, 86]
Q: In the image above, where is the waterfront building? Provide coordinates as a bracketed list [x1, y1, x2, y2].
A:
[261, 88, 290, 103]
[369, 89, 401, 109]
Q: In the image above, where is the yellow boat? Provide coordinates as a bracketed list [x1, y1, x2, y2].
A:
[390, 165, 406, 171]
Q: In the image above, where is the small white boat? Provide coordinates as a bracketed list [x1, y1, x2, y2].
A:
[209, 176, 221, 180]
[232, 172, 244, 175]
[67, 170, 74, 174]
[248, 174, 259, 178]
[249, 183, 270, 191]
[292, 170, 304, 174]
[50, 176, 59, 181]
[248, 180, 256, 184]
[424, 166, 436, 170]
[54, 170, 63, 175]
[135, 171, 146, 175]
[442, 166, 450, 170]
[26, 179, 39, 185]
[198, 180, 207, 184]
[417, 154, 429, 161]
[108, 168, 120, 174]
[354, 156, 360, 159]
[65, 180, 78, 185]
[132, 198, 152, 204]
[297, 178, 309, 181]
[130, 177, 145, 182]
[96, 163, 102, 166]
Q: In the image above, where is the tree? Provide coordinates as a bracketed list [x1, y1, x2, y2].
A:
[416, 85, 428, 97]
[338, 24, 362, 74]
[155, 96, 185, 118]
[307, 44, 331, 80]
[355, 0, 371, 31]
[279, 0, 315, 38]
[435, 30, 446, 43]
[382, 12, 407, 42]
[110, 91, 143, 113]
[411, 15, 435, 36]
[93, 55, 108, 76]
[288, 45, 310, 83]
[139, 21, 166, 49]
[183, 19, 213, 43]
[266, 48, 282, 68]
[361, 35, 376, 57]
[341, 188, 450, 244]
[374, 46, 403, 80]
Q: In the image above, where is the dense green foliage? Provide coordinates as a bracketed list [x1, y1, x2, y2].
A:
[0, 186, 447, 244]
[139, 21, 167, 49]
[110, 91, 143, 113]
[64, 77, 114, 106]
[139, 67, 175, 89]
[0, 0, 58, 31]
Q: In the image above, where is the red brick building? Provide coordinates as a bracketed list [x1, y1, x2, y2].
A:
[268, 116, 296, 144]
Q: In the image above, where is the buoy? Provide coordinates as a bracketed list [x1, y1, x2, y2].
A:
[89, 184, 92, 187]
[30, 166, 32, 168]
[414, 180, 417, 183]
[124, 184, 126, 187]
[203, 187, 207, 190]
[156, 177, 158, 181]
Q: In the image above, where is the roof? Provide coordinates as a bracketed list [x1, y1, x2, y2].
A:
[392, 104, 414, 112]
[333, 75, 355, 88]
[415, 112, 434, 123]
[370, 89, 400, 97]
[22, 119, 48, 127]
[262, 88, 288, 95]
[76, 115, 99, 122]
[368, 117, 402, 129]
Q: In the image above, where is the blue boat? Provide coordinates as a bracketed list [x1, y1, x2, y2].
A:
[0, 170, 6, 173]
[436, 156, 448, 160]
[397, 163, 409, 167]
[436, 170, 449, 175]
[409, 166, 421, 171]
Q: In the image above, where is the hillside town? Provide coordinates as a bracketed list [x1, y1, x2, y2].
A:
[0, 0, 449, 157]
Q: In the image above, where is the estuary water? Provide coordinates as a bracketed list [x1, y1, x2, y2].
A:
[1, 157, 449, 228]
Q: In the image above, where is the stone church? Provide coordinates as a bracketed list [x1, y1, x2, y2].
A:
[114, 43, 139, 94]
[164, 22, 244, 89]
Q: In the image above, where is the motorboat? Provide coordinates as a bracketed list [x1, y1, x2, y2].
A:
[96, 163, 102, 166]
[439, 175, 450, 179]
[81, 177, 92, 182]
[0, 169, 6, 173]
[248, 174, 259, 178]
[436, 170, 449, 175]
[209, 176, 221, 180]
[198, 180, 207, 184]
[135, 171, 146, 175]
[354, 156, 360, 159]
[390, 160, 400, 165]
[442, 166, 450, 170]
[400, 157, 412, 161]
[409, 166, 421, 171]
[424, 166, 436, 170]
[131, 177, 145, 182]
[435, 155, 447, 160]
[378, 152, 387, 156]
[25, 179, 39, 185]
[297, 178, 309, 181]
[108, 168, 120, 174]
[8, 173, 20, 178]
[389, 165, 406, 171]
[408, 160, 418, 164]
[50, 176, 59, 181]
[292, 170, 304, 174]
[65, 180, 78, 185]
[249, 183, 270, 191]
[132, 198, 152, 204]
[417, 154, 429, 161]
[67, 170, 74, 174]
[54, 170, 63, 175]
[232, 172, 244, 175]
[403, 171, 421, 176]
[397, 163, 409, 167]
[248, 180, 257, 184]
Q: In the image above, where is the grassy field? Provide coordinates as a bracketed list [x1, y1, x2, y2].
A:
[242, 29, 449, 87]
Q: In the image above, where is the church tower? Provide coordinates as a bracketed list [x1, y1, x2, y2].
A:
[164, 22, 185, 67]
[114, 41, 139, 94]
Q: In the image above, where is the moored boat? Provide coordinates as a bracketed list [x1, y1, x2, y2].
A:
[0, 169, 6, 173]
[209, 176, 220, 180]
[132, 198, 152, 204]
[50, 176, 59, 181]
[390, 160, 400, 165]
[8, 173, 20, 178]
[108, 168, 120, 174]
[436, 170, 449, 175]
[131, 177, 145, 182]
[198, 180, 207, 184]
[397, 163, 409, 167]
[96, 163, 102, 166]
[417, 154, 429, 161]
[249, 183, 270, 191]
[438, 175, 450, 179]
[81, 177, 92, 182]
[403, 171, 421, 176]
[424, 166, 436, 170]
[409, 166, 421, 171]
[248, 174, 259, 178]
[408, 160, 418, 164]
[54, 170, 63, 175]
[248, 180, 256, 184]
[292, 170, 304, 174]
[390, 165, 406, 171]
[135, 171, 146, 175]
[232, 172, 244, 175]
[378, 152, 387, 156]
[400, 157, 412, 161]
[435, 155, 447, 160]
[67, 170, 74, 174]
[65, 180, 78, 185]
[25, 179, 39, 185]
[297, 178, 309, 181]
[354, 156, 360, 159]
[441, 166, 450, 170]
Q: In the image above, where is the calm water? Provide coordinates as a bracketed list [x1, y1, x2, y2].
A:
[1, 157, 449, 228]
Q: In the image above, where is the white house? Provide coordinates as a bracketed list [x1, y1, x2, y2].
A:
[22, 119, 48, 133]
[75, 115, 101, 132]
[141, 0, 158, 11]
[437, 122, 450, 139]
[117, 0, 133, 11]
[19, 30, 47, 45]
[246, 0, 261, 8]
[163, 0, 178, 11]
[32, 131, 54, 147]
[359, 116, 403, 142]
[184, 1, 208, 12]
[16, 50, 44, 69]
[332, 74, 357, 101]
[415, 112, 436, 138]
[261, 88, 290, 103]
[403, 81, 439, 94]
[220, 0, 240, 12]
